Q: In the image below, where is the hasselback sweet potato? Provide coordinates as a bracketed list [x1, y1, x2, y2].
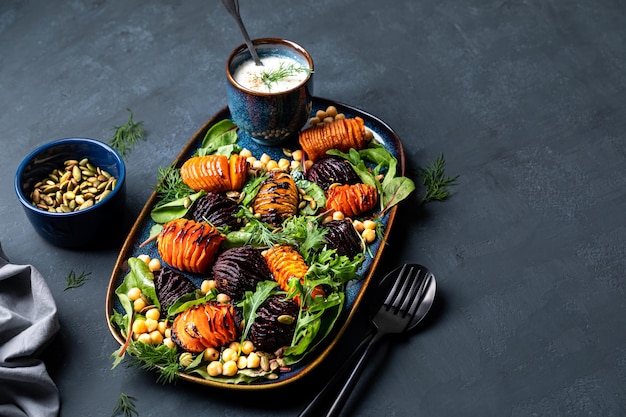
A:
[262, 244, 325, 304]
[171, 302, 239, 353]
[253, 171, 299, 226]
[157, 218, 225, 273]
[180, 154, 249, 193]
[299, 117, 368, 162]
[325, 183, 378, 217]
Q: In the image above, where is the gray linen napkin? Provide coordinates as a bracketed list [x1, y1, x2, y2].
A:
[0, 243, 60, 417]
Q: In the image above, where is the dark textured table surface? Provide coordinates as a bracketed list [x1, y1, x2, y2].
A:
[2, 0, 625, 416]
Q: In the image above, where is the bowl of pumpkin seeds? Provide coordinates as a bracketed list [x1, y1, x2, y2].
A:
[14, 137, 126, 248]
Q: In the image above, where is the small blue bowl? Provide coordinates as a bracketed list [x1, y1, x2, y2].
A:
[14, 138, 126, 248]
[226, 38, 314, 146]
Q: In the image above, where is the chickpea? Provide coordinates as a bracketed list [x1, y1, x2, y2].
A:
[332, 211, 345, 221]
[127, 287, 142, 301]
[216, 293, 231, 304]
[326, 105, 338, 117]
[322, 215, 333, 224]
[266, 160, 279, 171]
[290, 160, 301, 170]
[352, 220, 365, 232]
[252, 160, 264, 169]
[362, 228, 376, 244]
[163, 337, 176, 349]
[237, 356, 248, 369]
[207, 361, 223, 377]
[132, 319, 148, 335]
[278, 158, 290, 171]
[222, 360, 238, 376]
[145, 318, 159, 332]
[363, 220, 377, 230]
[145, 308, 160, 321]
[137, 254, 150, 264]
[291, 149, 303, 161]
[228, 341, 241, 352]
[241, 340, 255, 355]
[203, 347, 220, 362]
[157, 320, 168, 335]
[200, 279, 217, 294]
[323, 116, 335, 124]
[133, 298, 147, 313]
[137, 333, 152, 344]
[246, 351, 260, 369]
[164, 328, 172, 339]
[309, 116, 321, 125]
[246, 156, 257, 164]
[304, 160, 313, 170]
[149, 330, 163, 345]
[148, 258, 161, 272]
[240, 148, 252, 158]
[335, 113, 346, 121]
[222, 347, 238, 363]
[315, 110, 327, 120]
[260, 153, 271, 164]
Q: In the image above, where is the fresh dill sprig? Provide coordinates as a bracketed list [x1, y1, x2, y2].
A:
[418, 153, 459, 203]
[111, 393, 138, 417]
[240, 211, 286, 247]
[64, 270, 91, 290]
[126, 342, 180, 385]
[255, 62, 312, 91]
[154, 166, 193, 205]
[109, 109, 145, 158]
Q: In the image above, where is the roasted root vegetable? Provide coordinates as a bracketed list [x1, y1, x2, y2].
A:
[248, 295, 299, 353]
[189, 192, 241, 228]
[262, 244, 325, 303]
[180, 154, 249, 193]
[306, 156, 360, 191]
[299, 117, 369, 162]
[157, 218, 225, 273]
[171, 302, 239, 353]
[321, 219, 363, 258]
[325, 183, 378, 217]
[212, 245, 270, 299]
[154, 266, 197, 314]
[253, 171, 299, 226]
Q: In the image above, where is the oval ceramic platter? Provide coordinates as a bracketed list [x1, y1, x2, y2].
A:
[105, 97, 406, 390]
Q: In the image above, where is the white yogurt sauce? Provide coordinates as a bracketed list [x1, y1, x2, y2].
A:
[233, 55, 310, 93]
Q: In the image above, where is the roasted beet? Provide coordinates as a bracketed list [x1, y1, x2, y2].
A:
[154, 266, 197, 313]
[212, 246, 270, 299]
[248, 295, 299, 353]
[189, 192, 240, 228]
[306, 157, 360, 191]
[322, 219, 363, 258]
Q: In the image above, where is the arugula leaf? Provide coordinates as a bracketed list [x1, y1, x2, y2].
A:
[237, 281, 279, 344]
[240, 174, 268, 207]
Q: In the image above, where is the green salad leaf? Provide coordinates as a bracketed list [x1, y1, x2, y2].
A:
[196, 119, 239, 156]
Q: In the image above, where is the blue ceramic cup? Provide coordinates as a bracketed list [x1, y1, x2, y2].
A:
[226, 38, 314, 146]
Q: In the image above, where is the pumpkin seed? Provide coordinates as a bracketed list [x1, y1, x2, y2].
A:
[29, 157, 118, 213]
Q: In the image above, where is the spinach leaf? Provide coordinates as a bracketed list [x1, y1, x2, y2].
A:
[196, 119, 239, 156]
[150, 191, 204, 224]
